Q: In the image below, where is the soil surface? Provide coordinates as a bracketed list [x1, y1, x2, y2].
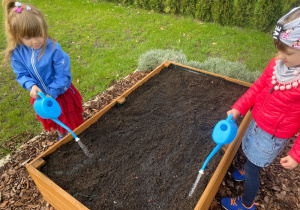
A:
[40, 66, 248, 210]
[1, 67, 299, 210]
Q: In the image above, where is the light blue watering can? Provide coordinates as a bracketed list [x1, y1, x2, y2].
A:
[33, 92, 80, 141]
[200, 114, 238, 171]
[188, 114, 238, 197]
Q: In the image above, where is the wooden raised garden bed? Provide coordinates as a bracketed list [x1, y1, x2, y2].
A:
[26, 61, 252, 210]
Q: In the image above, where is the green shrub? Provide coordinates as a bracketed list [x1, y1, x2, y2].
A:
[120, 0, 134, 5]
[211, 0, 234, 25]
[233, 0, 257, 27]
[282, 0, 300, 14]
[179, 0, 197, 17]
[254, 0, 283, 32]
[195, 0, 213, 22]
[148, 0, 164, 12]
[134, 0, 150, 9]
[164, 0, 180, 14]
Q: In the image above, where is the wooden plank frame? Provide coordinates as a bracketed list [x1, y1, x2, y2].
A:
[26, 61, 253, 210]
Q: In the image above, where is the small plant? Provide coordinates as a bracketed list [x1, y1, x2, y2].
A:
[138, 49, 187, 71]
[186, 57, 261, 83]
[138, 49, 261, 83]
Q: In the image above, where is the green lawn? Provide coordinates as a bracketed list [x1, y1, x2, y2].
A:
[0, 0, 277, 157]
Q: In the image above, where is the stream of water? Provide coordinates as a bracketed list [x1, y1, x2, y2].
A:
[188, 170, 203, 197]
[76, 139, 93, 158]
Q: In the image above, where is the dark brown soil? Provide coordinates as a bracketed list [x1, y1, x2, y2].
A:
[40, 66, 248, 210]
[32, 67, 245, 210]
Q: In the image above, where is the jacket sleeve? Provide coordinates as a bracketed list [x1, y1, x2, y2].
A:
[11, 51, 37, 91]
[289, 135, 300, 163]
[232, 58, 275, 116]
[46, 43, 72, 99]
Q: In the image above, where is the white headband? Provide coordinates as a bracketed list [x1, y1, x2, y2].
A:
[273, 7, 300, 49]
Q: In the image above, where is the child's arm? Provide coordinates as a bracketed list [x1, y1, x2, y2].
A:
[280, 155, 299, 170]
[231, 58, 276, 116]
[227, 108, 240, 119]
[287, 136, 300, 168]
[11, 56, 39, 92]
[46, 43, 72, 99]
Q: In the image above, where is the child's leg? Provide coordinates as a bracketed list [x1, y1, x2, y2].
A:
[57, 129, 67, 138]
[242, 160, 262, 207]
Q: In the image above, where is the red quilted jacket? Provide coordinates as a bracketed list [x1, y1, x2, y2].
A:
[232, 58, 300, 163]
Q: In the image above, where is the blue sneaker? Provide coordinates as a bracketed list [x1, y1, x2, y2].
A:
[221, 196, 255, 210]
[232, 168, 245, 181]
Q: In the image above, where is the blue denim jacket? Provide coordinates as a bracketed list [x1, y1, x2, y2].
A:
[11, 38, 72, 99]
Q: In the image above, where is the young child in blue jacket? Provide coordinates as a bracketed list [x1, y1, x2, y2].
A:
[3, 0, 84, 139]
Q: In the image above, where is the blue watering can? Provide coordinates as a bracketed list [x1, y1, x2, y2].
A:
[33, 92, 80, 141]
[200, 114, 238, 171]
[188, 114, 238, 197]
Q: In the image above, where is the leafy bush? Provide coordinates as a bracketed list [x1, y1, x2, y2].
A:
[179, 0, 197, 17]
[148, 0, 164, 12]
[120, 0, 134, 5]
[195, 0, 213, 22]
[233, 0, 257, 27]
[282, 0, 300, 14]
[108, 0, 294, 32]
[164, 0, 180, 14]
[134, 0, 150, 9]
[134, 0, 164, 11]
[211, 0, 234, 25]
[254, 0, 283, 31]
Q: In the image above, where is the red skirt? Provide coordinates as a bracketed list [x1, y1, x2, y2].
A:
[30, 83, 84, 134]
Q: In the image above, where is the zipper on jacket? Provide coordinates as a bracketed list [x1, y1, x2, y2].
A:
[255, 93, 271, 118]
[256, 87, 275, 116]
[31, 49, 48, 92]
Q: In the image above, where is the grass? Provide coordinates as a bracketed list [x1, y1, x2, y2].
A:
[0, 0, 277, 157]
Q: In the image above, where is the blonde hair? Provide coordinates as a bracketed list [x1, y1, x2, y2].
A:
[2, 0, 51, 63]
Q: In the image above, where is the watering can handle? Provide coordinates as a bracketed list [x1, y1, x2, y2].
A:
[226, 114, 235, 123]
[37, 92, 46, 99]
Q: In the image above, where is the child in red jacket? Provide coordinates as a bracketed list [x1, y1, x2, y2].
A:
[221, 7, 300, 210]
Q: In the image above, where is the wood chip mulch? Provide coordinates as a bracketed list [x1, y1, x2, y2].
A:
[1, 70, 299, 210]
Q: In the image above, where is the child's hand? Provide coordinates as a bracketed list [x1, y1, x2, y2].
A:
[280, 155, 299, 170]
[227, 108, 240, 120]
[30, 85, 42, 99]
